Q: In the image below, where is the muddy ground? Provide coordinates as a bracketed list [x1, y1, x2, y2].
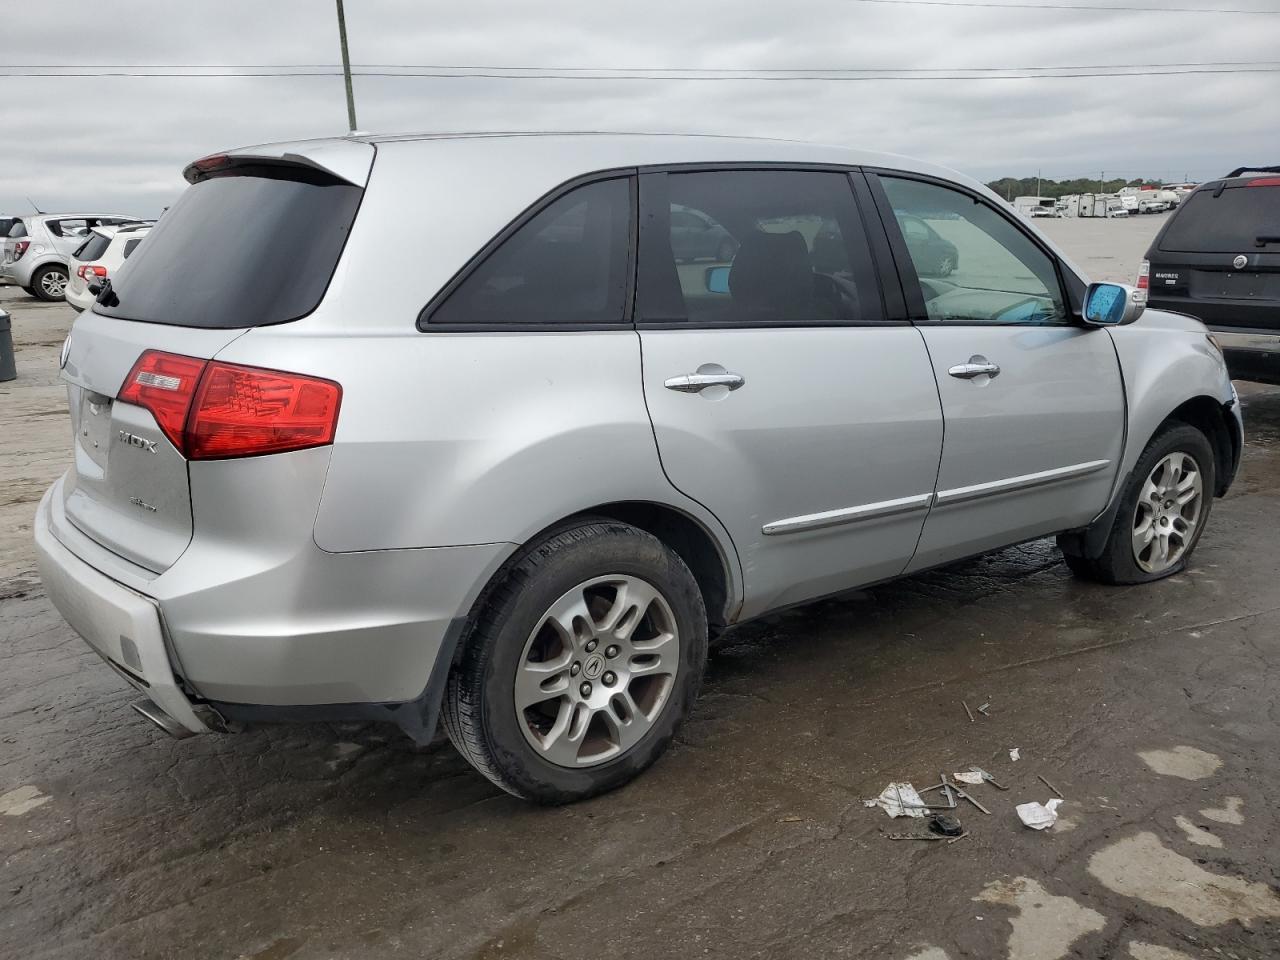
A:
[3, 216, 1280, 960]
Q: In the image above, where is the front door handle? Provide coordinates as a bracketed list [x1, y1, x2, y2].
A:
[948, 355, 1001, 380]
[664, 371, 746, 393]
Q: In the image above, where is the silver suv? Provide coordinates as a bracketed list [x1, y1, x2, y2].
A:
[35, 134, 1242, 802]
[3, 213, 138, 301]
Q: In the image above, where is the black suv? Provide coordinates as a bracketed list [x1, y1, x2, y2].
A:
[1142, 166, 1280, 384]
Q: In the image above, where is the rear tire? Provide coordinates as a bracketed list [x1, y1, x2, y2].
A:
[442, 521, 708, 803]
[31, 264, 68, 302]
[1060, 422, 1214, 585]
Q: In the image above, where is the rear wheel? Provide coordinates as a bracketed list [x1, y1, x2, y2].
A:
[31, 264, 68, 302]
[442, 521, 708, 803]
[1060, 423, 1214, 585]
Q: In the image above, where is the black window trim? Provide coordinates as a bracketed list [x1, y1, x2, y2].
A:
[634, 162, 900, 331]
[417, 168, 640, 333]
[864, 167, 1087, 327]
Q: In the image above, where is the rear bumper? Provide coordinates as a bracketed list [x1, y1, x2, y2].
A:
[33, 486, 211, 735]
[36, 472, 511, 740]
[1212, 328, 1280, 386]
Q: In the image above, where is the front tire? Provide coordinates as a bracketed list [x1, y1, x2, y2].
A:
[31, 264, 69, 302]
[442, 521, 708, 803]
[1060, 422, 1214, 585]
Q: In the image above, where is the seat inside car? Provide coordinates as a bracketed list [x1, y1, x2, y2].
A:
[728, 230, 815, 322]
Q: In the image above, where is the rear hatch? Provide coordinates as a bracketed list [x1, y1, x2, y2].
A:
[1146, 177, 1280, 330]
[3, 219, 29, 266]
[55, 152, 367, 573]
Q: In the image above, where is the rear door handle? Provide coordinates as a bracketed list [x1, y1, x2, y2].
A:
[948, 356, 1001, 380]
[664, 372, 746, 393]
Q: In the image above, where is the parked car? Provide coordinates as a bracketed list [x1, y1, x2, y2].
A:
[1, 213, 138, 301]
[669, 204, 738, 262]
[1107, 205, 1129, 218]
[35, 134, 1241, 803]
[895, 211, 960, 275]
[65, 223, 152, 313]
[1141, 165, 1280, 385]
[1137, 198, 1168, 214]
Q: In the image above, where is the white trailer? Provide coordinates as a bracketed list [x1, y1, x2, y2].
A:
[1013, 196, 1059, 217]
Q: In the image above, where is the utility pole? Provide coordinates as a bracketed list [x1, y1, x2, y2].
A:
[1036, 169, 1041, 198]
[1099, 170, 1104, 194]
[335, 0, 358, 133]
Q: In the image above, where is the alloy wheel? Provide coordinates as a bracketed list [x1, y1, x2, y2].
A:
[1132, 451, 1203, 574]
[515, 574, 680, 768]
[40, 269, 68, 298]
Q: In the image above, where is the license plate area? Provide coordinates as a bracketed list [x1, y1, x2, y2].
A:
[1196, 271, 1280, 300]
[78, 390, 114, 472]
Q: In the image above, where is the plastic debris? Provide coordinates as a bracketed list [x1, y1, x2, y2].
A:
[930, 814, 964, 836]
[874, 782, 928, 818]
[953, 770, 985, 785]
[977, 702, 991, 716]
[1016, 798, 1063, 830]
[1009, 748, 1021, 762]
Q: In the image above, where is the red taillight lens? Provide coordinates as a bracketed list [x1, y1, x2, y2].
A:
[185, 362, 342, 459]
[1137, 259, 1150, 290]
[1247, 177, 1280, 188]
[76, 264, 108, 279]
[13, 240, 29, 260]
[116, 351, 341, 460]
[118, 351, 207, 450]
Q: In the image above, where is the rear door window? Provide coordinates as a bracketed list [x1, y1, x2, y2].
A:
[1160, 184, 1280, 253]
[95, 165, 362, 328]
[75, 233, 112, 262]
[637, 170, 882, 325]
[122, 238, 144, 258]
[426, 177, 632, 327]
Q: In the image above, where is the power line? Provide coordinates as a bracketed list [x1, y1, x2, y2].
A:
[2, 68, 1278, 80]
[3, 59, 1277, 72]
[847, 0, 1279, 12]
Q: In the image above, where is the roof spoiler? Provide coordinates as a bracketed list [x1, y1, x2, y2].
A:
[1224, 164, 1280, 178]
[183, 139, 375, 187]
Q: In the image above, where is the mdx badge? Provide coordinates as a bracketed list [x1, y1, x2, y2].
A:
[1233, 255, 1248, 270]
[118, 430, 158, 453]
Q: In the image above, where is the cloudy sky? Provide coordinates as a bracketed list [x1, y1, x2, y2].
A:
[2, 0, 1277, 216]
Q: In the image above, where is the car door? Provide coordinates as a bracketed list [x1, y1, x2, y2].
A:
[868, 171, 1125, 572]
[637, 168, 944, 619]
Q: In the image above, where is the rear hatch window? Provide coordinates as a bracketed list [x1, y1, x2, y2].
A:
[95, 165, 362, 328]
[74, 232, 112, 261]
[1160, 183, 1280, 253]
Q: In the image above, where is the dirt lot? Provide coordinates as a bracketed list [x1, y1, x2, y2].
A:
[4, 215, 1280, 960]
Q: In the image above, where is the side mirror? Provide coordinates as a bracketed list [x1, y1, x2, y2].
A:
[705, 265, 731, 295]
[1083, 282, 1145, 326]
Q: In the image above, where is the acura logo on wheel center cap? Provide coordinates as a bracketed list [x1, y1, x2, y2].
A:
[1233, 254, 1248, 270]
[583, 655, 605, 680]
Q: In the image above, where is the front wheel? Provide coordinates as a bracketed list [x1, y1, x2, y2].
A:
[1060, 422, 1215, 585]
[442, 521, 708, 803]
[31, 264, 69, 302]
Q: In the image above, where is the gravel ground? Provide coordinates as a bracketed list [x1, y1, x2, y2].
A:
[3, 215, 1280, 960]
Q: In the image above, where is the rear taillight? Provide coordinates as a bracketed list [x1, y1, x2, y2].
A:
[1137, 259, 1150, 290]
[1247, 177, 1280, 188]
[13, 240, 29, 260]
[77, 264, 107, 280]
[117, 350, 341, 460]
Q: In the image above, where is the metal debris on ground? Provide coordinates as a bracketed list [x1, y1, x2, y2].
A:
[977, 702, 991, 716]
[873, 782, 929, 818]
[1016, 798, 1063, 830]
[1037, 774, 1065, 799]
[962, 700, 976, 722]
[970, 766, 1009, 790]
[952, 770, 985, 785]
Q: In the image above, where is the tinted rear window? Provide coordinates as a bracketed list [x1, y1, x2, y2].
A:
[75, 233, 111, 262]
[122, 238, 143, 258]
[1160, 184, 1280, 253]
[96, 166, 362, 328]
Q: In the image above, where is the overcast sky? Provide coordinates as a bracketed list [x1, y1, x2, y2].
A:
[3, 0, 1277, 216]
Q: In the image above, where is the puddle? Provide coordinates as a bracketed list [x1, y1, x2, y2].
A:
[975, 877, 1106, 960]
[1137, 746, 1221, 780]
[1128, 943, 1195, 960]
[1088, 832, 1280, 926]
[902, 948, 951, 960]
[0, 785, 52, 816]
[1199, 796, 1244, 825]
[1173, 815, 1222, 848]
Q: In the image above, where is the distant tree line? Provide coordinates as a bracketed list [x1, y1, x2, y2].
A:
[985, 176, 1168, 200]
